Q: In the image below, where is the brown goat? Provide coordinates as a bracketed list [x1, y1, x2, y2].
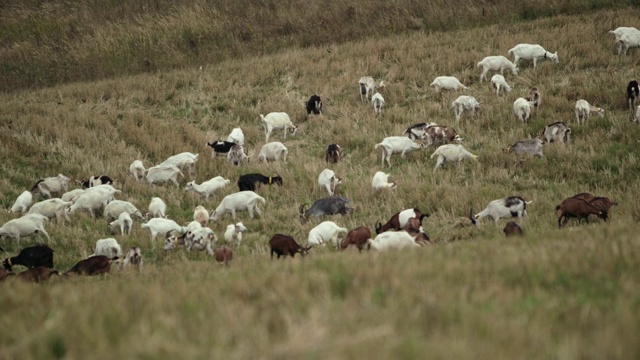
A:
[589, 197, 618, 212]
[269, 234, 311, 259]
[503, 221, 524, 237]
[526, 87, 542, 108]
[215, 245, 234, 265]
[340, 226, 372, 252]
[402, 217, 431, 245]
[0, 267, 15, 282]
[424, 125, 462, 146]
[556, 198, 608, 227]
[375, 208, 429, 234]
[571, 192, 596, 202]
[16, 267, 59, 283]
[64, 255, 113, 276]
[325, 144, 342, 164]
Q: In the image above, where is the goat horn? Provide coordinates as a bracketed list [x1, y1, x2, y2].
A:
[468, 208, 477, 226]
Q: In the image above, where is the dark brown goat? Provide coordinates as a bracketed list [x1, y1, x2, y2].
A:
[16, 267, 59, 283]
[402, 217, 431, 245]
[340, 226, 372, 252]
[0, 267, 15, 282]
[503, 221, 524, 237]
[375, 208, 429, 234]
[64, 256, 113, 276]
[570, 192, 596, 202]
[589, 197, 618, 212]
[269, 234, 311, 259]
[325, 144, 342, 164]
[556, 198, 608, 227]
[215, 246, 234, 265]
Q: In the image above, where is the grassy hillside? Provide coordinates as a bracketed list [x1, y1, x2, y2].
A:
[1, 4, 640, 359]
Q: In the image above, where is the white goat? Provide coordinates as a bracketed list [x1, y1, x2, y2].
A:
[209, 191, 266, 221]
[193, 205, 210, 226]
[429, 76, 468, 93]
[477, 55, 518, 82]
[368, 231, 420, 251]
[451, 95, 481, 121]
[491, 74, 512, 96]
[307, 221, 348, 247]
[258, 142, 288, 162]
[224, 222, 248, 247]
[371, 92, 385, 115]
[617, 31, 640, 55]
[91, 238, 123, 259]
[473, 196, 532, 225]
[141, 218, 183, 246]
[9, 191, 33, 213]
[259, 112, 297, 142]
[507, 44, 559, 68]
[108, 212, 133, 236]
[129, 160, 146, 181]
[158, 152, 198, 178]
[513, 97, 535, 123]
[185, 176, 230, 201]
[146, 164, 183, 187]
[430, 144, 478, 171]
[227, 127, 245, 145]
[61, 189, 85, 204]
[372, 171, 396, 191]
[103, 200, 144, 222]
[0, 213, 50, 243]
[31, 174, 71, 199]
[27, 198, 72, 222]
[375, 136, 425, 167]
[575, 99, 605, 123]
[318, 169, 342, 195]
[147, 197, 167, 219]
[610, 27, 640, 54]
[68, 191, 112, 218]
[358, 77, 385, 103]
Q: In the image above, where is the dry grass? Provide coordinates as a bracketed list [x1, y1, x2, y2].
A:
[0, 5, 640, 359]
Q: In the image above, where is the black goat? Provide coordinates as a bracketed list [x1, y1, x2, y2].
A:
[2, 244, 54, 271]
[325, 144, 342, 163]
[237, 173, 283, 192]
[627, 80, 639, 110]
[306, 95, 323, 115]
[206, 140, 236, 157]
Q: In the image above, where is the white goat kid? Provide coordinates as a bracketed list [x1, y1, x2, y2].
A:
[372, 171, 396, 191]
[209, 191, 266, 221]
[9, 191, 33, 213]
[358, 77, 385, 103]
[307, 221, 348, 247]
[91, 238, 123, 258]
[371, 92, 385, 115]
[430, 144, 478, 171]
[224, 222, 248, 247]
[430, 76, 468, 93]
[258, 142, 288, 162]
[508, 44, 559, 68]
[185, 176, 231, 201]
[227, 127, 245, 145]
[575, 99, 605, 124]
[375, 136, 425, 167]
[318, 169, 342, 196]
[129, 160, 146, 181]
[491, 74, 512, 96]
[108, 212, 133, 236]
[513, 97, 535, 123]
[451, 95, 481, 121]
[259, 112, 297, 142]
[477, 55, 518, 82]
[146, 197, 167, 219]
[193, 205, 210, 226]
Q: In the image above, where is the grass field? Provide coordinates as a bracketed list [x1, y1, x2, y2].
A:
[1, 2, 640, 359]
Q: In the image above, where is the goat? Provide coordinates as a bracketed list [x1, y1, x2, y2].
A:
[64, 255, 113, 276]
[541, 122, 571, 144]
[375, 208, 429, 235]
[307, 221, 348, 247]
[227, 127, 245, 145]
[430, 144, 478, 171]
[79, 175, 113, 189]
[372, 171, 396, 191]
[129, 160, 146, 181]
[556, 197, 607, 227]
[227, 144, 249, 166]
[325, 144, 342, 163]
[158, 152, 198, 178]
[306, 95, 323, 115]
[61, 189, 85, 204]
[430, 76, 468, 93]
[503, 221, 524, 237]
[423, 124, 463, 146]
[609, 27, 640, 54]
[108, 212, 133, 236]
[617, 31, 640, 55]
[27, 198, 72, 223]
[237, 173, 283, 192]
[368, 231, 420, 251]
[193, 205, 209, 226]
[30, 174, 70, 199]
[506, 139, 544, 158]
[215, 246, 233, 265]
[2, 244, 54, 271]
[103, 200, 144, 222]
[371, 92, 385, 115]
[16, 267, 59, 283]
[526, 87, 542, 109]
[402, 217, 430, 245]
[121, 247, 143, 271]
[184, 228, 216, 255]
[269, 234, 311, 259]
[477, 55, 518, 82]
[318, 169, 342, 195]
[491, 74, 512, 96]
[299, 195, 352, 223]
[259, 112, 297, 142]
[589, 197, 618, 213]
[0, 214, 50, 244]
[340, 226, 372, 252]
[146, 197, 167, 219]
[9, 191, 33, 213]
[513, 97, 535, 123]
[91, 238, 123, 259]
[358, 77, 385, 103]
[451, 95, 481, 121]
[375, 136, 425, 167]
[570, 192, 596, 202]
[224, 222, 247, 247]
[575, 99, 605, 123]
[258, 142, 288, 162]
[507, 44, 559, 68]
[472, 196, 532, 225]
[146, 164, 183, 187]
[209, 191, 266, 221]
[207, 140, 237, 157]
[141, 218, 183, 245]
[404, 122, 437, 140]
[68, 191, 112, 218]
[0, 267, 14, 282]
[185, 176, 230, 201]
[627, 80, 639, 110]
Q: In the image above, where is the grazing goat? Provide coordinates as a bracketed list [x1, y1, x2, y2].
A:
[575, 99, 605, 123]
[477, 55, 518, 82]
[306, 95, 323, 115]
[237, 173, 283, 192]
[193, 205, 209, 226]
[79, 175, 113, 189]
[372, 171, 396, 191]
[508, 44, 559, 68]
[430, 76, 468, 93]
[258, 142, 288, 162]
[184, 228, 216, 255]
[65, 256, 113, 276]
[375, 208, 429, 235]
[617, 31, 640, 55]
[91, 238, 123, 259]
[627, 80, 639, 110]
[9, 191, 33, 213]
[16, 267, 59, 283]
[541, 122, 571, 144]
[141, 218, 183, 245]
[299, 195, 353, 223]
[209, 191, 266, 221]
[325, 144, 342, 163]
[3, 244, 54, 271]
[472, 197, 532, 225]
[340, 226, 372, 252]
[491, 74, 512, 96]
[68, 191, 112, 218]
[307, 221, 348, 247]
[318, 169, 342, 195]
[158, 152, 198, 178]
[61, 189, 85, 204]
[403, 217, 430, 245]
[147, 197, 167, 219]
[556, 197, 607, 227]
[31, 174, 70, 199]
[227, 144, 249, 166]
[108, 212, 133, 236]
[503, 222, 524, 237]
[375, 136, 425, 167]
[121, 247, 143, 271]
[227, 127, 245, 145]
[207, 140, 237, 157]
[589, 197, 618, 213]
[451, 95, 481, 121]
[0, 214, 50, 244]
[224, 222, 247, 247]
[146, 165, 183, 187]
[609, 27, 640, 54]
[368, 231, 420, 251]
[260, 112, 297, 142]
[513, 98, 535, 123]
[570, 192, 596, 202]
[269, 234, 311, 259]
[215, 246, 233, 265]
[430, 144, 478, 171]
[129, 160, 146, 181]
[185, 176, 230, 201]
[404, 122, 437, 140]
[27, 198, 72, 222]
[103, 200, 144, 222]
[506, 139, 544, 158]
[423, 125, 462, 146]
[358, 77, 384, 103]
[371, 92, 385, 115]
[526, 87, 542, 109]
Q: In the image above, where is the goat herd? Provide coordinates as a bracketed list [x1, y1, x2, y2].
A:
[0, 29, 636, 283]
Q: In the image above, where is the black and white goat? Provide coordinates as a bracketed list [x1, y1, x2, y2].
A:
[206, 140, 236, 157]
[472, 196, 532, 225]
[325, 144, 342, 163]
[79, 175, 114, 189]
[627, 80, 639, 110]
[237, 173, 283, 192]
[306, 95, 323, 115]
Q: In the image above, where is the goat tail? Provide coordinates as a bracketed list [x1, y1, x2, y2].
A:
[507, 48, 514, 55]
[257, 196, 266, 205]
[374, 143, 382, 150]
